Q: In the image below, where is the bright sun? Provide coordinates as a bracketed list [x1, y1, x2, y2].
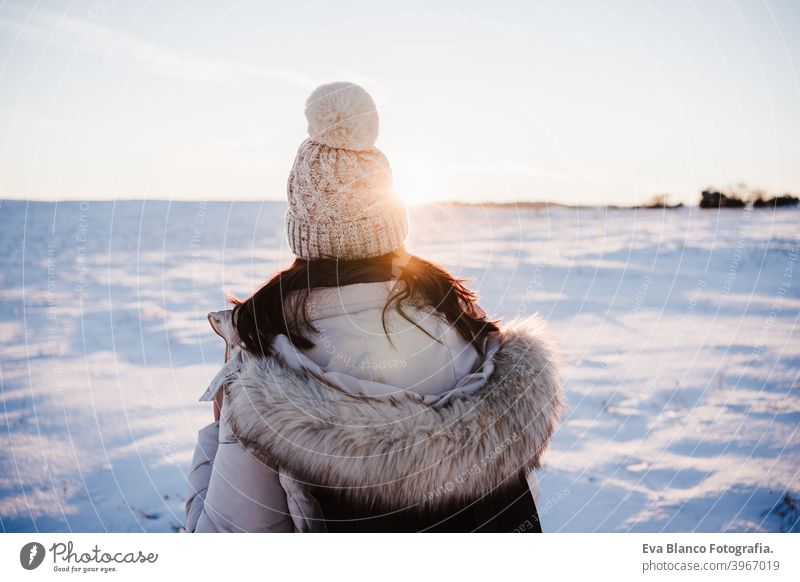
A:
[389, 149, 449, 206]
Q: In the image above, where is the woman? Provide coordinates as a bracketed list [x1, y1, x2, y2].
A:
[185, 82, 564, 533]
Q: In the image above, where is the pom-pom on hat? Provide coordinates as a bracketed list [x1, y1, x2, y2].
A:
[305, 82, 379, 150]
[286, 82, 409, 261]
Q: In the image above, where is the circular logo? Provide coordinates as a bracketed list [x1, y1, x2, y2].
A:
[20, 542, 46, 570]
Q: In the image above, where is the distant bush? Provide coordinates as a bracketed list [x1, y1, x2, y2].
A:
[752, 193, 800, 208]
[634, 193, 684, 209]
[699, 189, 746, 208]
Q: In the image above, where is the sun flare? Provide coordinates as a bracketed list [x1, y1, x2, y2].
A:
[390, 149, 449, 206]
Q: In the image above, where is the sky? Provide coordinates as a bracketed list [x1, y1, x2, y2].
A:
[0, 0, 799, 206]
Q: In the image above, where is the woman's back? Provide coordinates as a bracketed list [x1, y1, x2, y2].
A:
[188, 301, 560, 533]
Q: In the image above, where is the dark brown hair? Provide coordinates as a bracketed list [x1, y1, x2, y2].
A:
[229, 251, 499, 358]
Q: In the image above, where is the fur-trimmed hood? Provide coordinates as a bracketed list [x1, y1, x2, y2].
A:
[212, 313, 565, 511]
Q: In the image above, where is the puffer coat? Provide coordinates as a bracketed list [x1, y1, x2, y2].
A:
[184, 280, 564, 532]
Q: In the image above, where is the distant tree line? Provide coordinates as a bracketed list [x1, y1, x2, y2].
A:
[699, 185, 799, 209]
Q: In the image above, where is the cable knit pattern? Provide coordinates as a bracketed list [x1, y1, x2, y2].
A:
[285, 82, 409, 260]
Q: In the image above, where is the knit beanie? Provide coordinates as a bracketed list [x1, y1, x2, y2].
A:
[286, 82, 409, 260]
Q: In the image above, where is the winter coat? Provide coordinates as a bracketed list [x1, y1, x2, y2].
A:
[184, 281, 564, 533]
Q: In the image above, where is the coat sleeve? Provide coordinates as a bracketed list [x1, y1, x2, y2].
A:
[184, 420, 220, 532]
[185, 308, 297, 533]
[184, 405, 296, 533]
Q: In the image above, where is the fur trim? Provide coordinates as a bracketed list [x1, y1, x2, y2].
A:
[222, 314, 565, 510]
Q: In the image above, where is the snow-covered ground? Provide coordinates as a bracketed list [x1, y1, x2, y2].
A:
[1, 200, 798, 532]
